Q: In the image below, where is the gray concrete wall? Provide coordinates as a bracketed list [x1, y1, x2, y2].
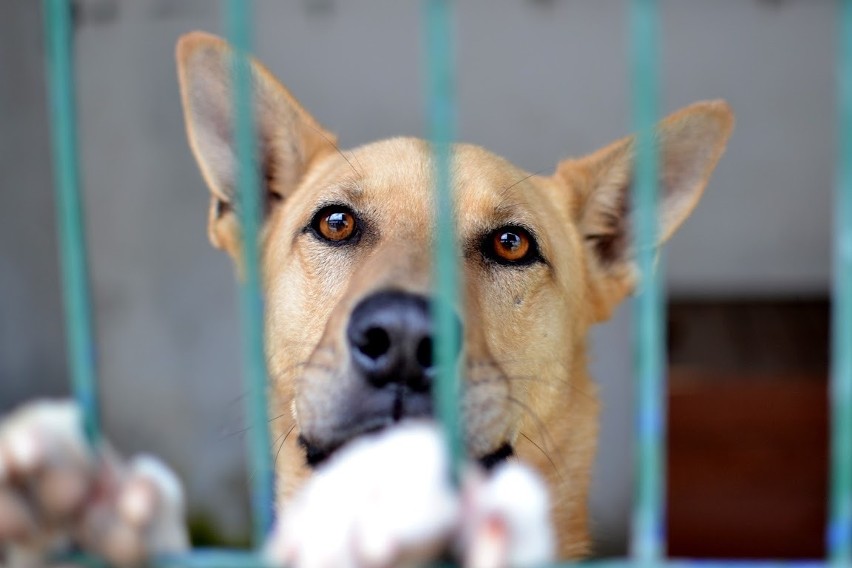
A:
[0, 0, 835, 553]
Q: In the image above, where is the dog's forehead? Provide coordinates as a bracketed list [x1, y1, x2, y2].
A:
[451, 144, 548, 225]
[332, 138, 549, 225]
[348, 137, 434, 213]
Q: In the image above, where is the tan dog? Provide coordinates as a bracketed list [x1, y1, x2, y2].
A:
[0, 31, 732, 565]
[175, 32, 733, 558]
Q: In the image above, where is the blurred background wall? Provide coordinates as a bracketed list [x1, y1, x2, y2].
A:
[0, 0, 835, 556]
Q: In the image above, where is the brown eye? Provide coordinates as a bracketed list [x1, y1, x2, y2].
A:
[312, 206, 357, 243]
[494, 231, 530, 261]
[483, 226, 540, 265]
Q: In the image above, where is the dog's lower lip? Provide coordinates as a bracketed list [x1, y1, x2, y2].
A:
[298, 434, 334, 468]
[478, 442, 514, 471]
[302, 432, 515, 473]
[298, 422, 390, 469]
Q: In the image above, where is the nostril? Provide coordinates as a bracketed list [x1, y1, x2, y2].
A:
[359, 327, 391, 360]
[415, 337, 433, 369]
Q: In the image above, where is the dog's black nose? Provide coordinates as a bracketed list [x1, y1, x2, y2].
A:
[348, 291, 459, 392]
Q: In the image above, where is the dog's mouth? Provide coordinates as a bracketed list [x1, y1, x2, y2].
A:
[298, 430, 514, 472]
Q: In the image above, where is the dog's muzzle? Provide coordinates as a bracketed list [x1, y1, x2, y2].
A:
[298, 290, 514, 470]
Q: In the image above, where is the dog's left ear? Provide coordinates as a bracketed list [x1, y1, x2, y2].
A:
[556, 100, 734, 321]
[176, 31, 335, 257]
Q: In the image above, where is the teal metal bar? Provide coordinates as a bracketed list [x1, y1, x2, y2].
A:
[423, 0, 464, 483]
[42, 0, 101, 446]
[223, 0, 275, 544]
[830, 0, 852, 564]
[63, 550, 267, 568]
[629, 0, 666, 563]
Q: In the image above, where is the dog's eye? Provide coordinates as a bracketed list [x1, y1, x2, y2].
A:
[484, 226, 538, 265]
[312, 206, 357, 243]
[493, 230, 530, 261]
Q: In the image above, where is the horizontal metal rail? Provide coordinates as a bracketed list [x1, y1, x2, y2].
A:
[62, 552, 840, 568]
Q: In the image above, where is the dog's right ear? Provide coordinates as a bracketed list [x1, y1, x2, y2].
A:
[176, 31, 335, 256]
[555, 100, 733, 322]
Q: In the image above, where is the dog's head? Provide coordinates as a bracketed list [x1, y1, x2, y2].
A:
[176, 32, 732, 553]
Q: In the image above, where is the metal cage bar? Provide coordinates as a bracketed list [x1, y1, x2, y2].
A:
[42, 0, 102, 446]
[629, 0, 666, 563]
[223, 0, 275, 545]
[423, 0, 465, 483]
[830, 0, 852, 565]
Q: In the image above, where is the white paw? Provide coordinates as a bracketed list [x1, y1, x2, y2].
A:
[265, 423, 555, 568]
[266, 423, 459, 568]
[460, 462, 555, 568]
[0, 400, 189, 567]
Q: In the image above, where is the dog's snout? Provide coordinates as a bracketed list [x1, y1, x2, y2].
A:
[348, 291, 458, 392]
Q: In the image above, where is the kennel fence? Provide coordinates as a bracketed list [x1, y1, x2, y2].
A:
[38, 0, 851, 566]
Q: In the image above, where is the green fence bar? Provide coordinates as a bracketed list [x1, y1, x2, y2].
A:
[423, 0, 464, 482]
[223, 0, 275, 545]
[42, 0, 101, 446]
[629, 0, 666, 563]
[830, 1, 852, 565]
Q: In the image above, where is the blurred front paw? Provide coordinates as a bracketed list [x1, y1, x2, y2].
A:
[0, 400, 189, 567]
[266, 423, 459, 568]
[265, 422, 555, 568]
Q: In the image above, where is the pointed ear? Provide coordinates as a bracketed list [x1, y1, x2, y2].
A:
[556, 100, 734, 321]
[176, 31, 335, 255]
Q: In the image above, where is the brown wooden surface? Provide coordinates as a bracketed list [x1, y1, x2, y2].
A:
[667, 370, 828, 558]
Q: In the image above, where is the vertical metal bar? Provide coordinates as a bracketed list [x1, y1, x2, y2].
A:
[42, 0, 101, 446]
[423, 0, 464, 482]
[629, 0, 665, 563]
[830, 0, 852, 564]
[223, 0, 275, 544]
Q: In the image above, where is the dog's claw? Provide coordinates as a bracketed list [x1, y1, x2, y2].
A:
[0, 400, 189, 567]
